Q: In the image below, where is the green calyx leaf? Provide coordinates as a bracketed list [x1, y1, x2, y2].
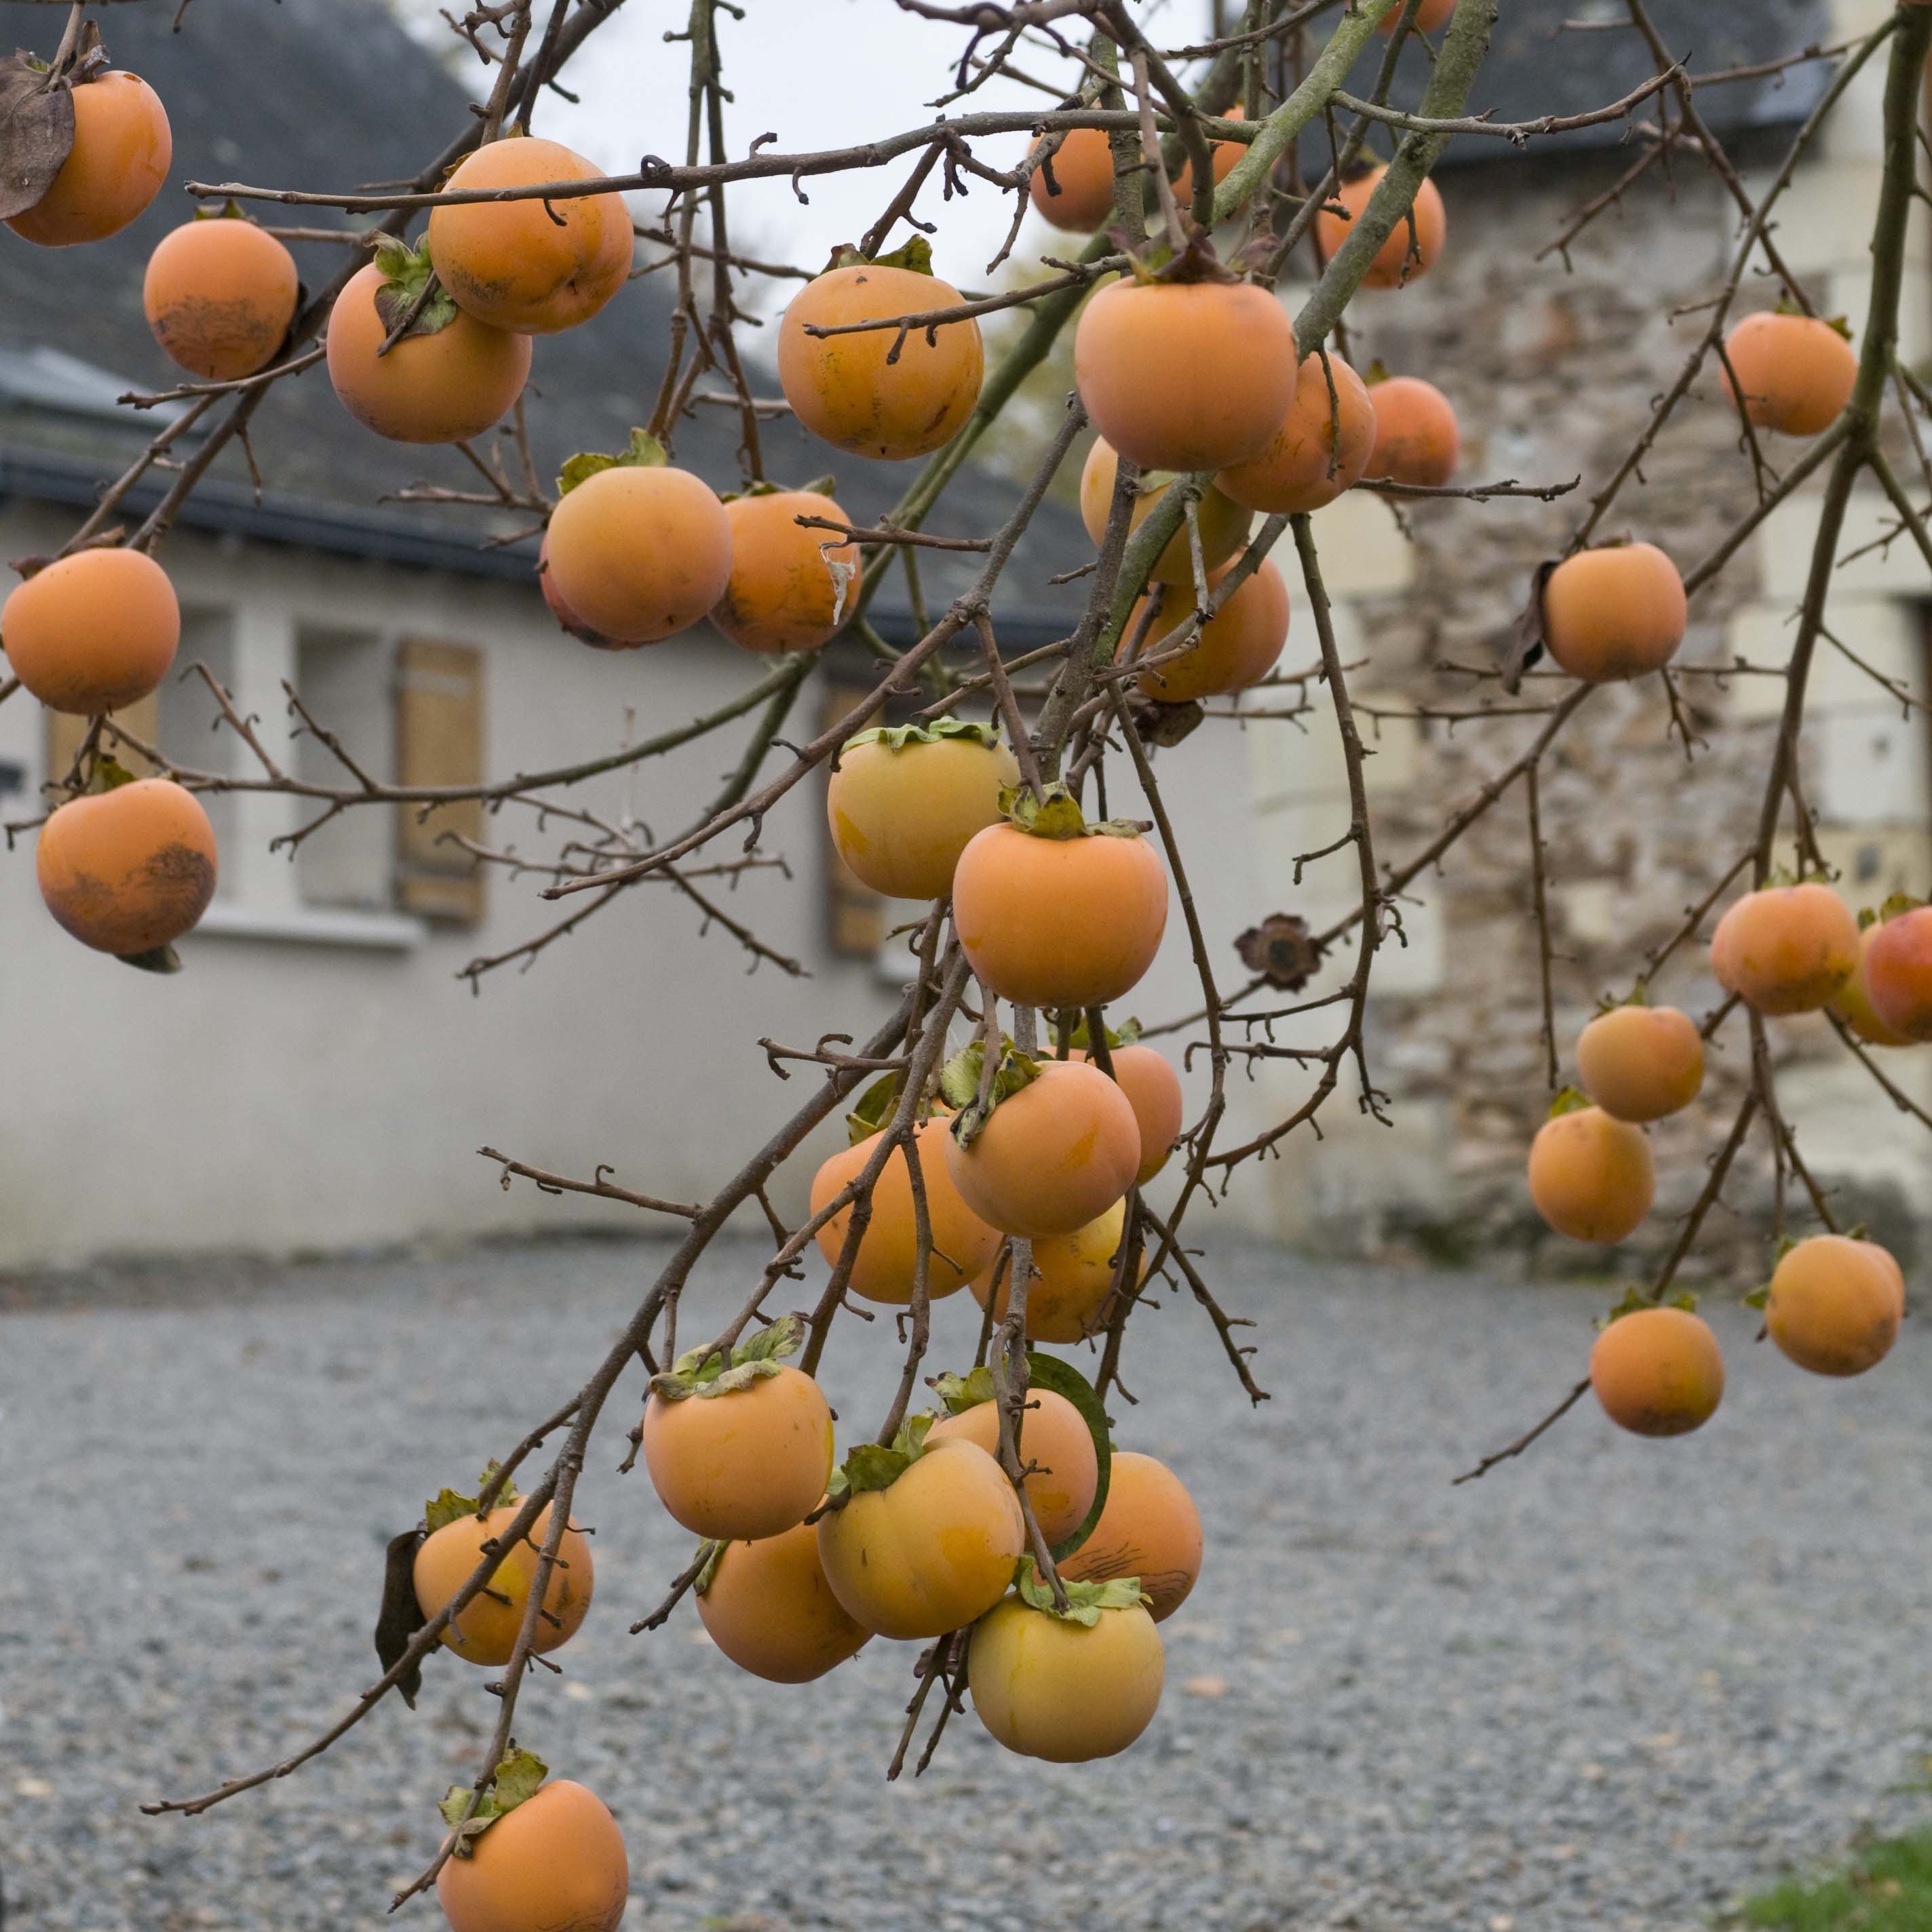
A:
[832, 234, 934, 276]
[115, 943, 182, 975]
[843, 716, 1003, 756]
[87, 755, 140, 795]
[1547, 1085, 1593, 1120]
[1013, 1559, 1148, 1627]
[370, 236, 459, 341]
[1743, 1283, 1771, 1311]
[440, 1747, 549, 1856]
[1058, 1011, 1142, 1052]
[557, 427, 669, 497]
[690, 1539, 724, 1597]
[194, 198, 255, 224]
[1026, 1348, 1113, 1562]
[652, 1313, 805, 1402]
[1598, 1286, 1697, 1331]
[827, 1412, 934, 1499]
[933, 1365, 996, 1415]
[424, 1462, 521, 1532]
[844, 1070, 904, 1147]
[1874, 891, 1924, 925]
[1000, 780, 1148, 843]
[940, 1039, 1041, 1146]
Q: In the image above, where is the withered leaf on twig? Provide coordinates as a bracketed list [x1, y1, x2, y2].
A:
[1500, 558, 1558, 695]
[1235, 912, 1323, 991]
[375, 1527, 429, 1709]
[0, 51, 76, 221]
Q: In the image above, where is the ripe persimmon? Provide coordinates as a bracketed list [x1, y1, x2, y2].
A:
[1078, 438, 1252, 587]
[1315, 166, 1445, 288]
[1574, 1004, 1704, 1124]
[142, 214, 298, 382]
[696, 1521, 871, 1683]
[326, 260, 530, 444]
[945, 1059, 1142, 1239]
[412, 1501, 593, 1667]
[1540, 542, 1686, 682]
[779, 256, 983, 461]
[1058, 1450, 1202, 1621]
[1710, 883, 1859, 1016]
[1125, 561, 1290, 705]
[537, 531, 619, 648]
[1588, 1306, 1724, 1437]
[7, 71, 170, 248]
[1215, 351, 1375, 516]
[968, 1581, 1165, 1762]
[826, 720, 1019, 900]
[1028, 127, 1116, 233]
[426, 136, 632, 334]
[810, 1115, 1001, 1304]
[1831, 920, 1918, 1047]
[37, 777, 216, 957]
[971, 1204, 1132, 1343]
[1073, 1044, 1184, 1183]
[1527, 1104, 1654, 1243]
[641, 1349, 834, 1541]
[1364, 374, 1460, 487]
[817, 1436, 1025, 1639]
[1172, 104, 1246, 205]
[1766, 1233, 1904, 1378]
[952, 792, 1168, 1009]
[712, 488, 859, 655]
[928, 1387, 1098, 1543]
[438, 1778, 627, 1932]
[1861, 904, 1932, 1042]
[542, 459, 733, 646]
[2, 547, 178, 714]
[1721, 312, 1857, 438]
[1074, 275, 1297, 473]
[1379, 0, 1454, 31]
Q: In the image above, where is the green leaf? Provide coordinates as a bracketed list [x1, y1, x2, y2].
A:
[440, 1748, 549, 1856]
[1000, 779, 1148, 842]
[89, 755, 140, 794]
[1013, 1558, 1148, 1627]
[1547, 1085, 1593, 1119]
[841, 716, 1004, 756]
[851, 234, 933, 275]
[653, 1313, 805, 1402]
[838, 1442, 914, 1494]
[939, 1040, 1042, 1145]
[1026, 1349, 1114, 1562]
[933, 1365, 996, 1415]
[490, 1747, 547, 1812]
[844, 1070, 903, 1147]
[556, 428, 669, 497]
[691, 1539, 725, 1597]
[1743, 1283, 1770, 1311]
[425, 1486, 481, 1533]
[370, 237, 459, 340]
[1060, 1012, 1142, 1052]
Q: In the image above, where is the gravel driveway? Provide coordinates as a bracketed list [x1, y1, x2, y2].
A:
[3, 1237, 1929, 1932]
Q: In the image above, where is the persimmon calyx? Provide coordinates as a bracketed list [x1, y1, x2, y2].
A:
[1546, 1085, 1593, 1120]
[690, 1539, 725, 1596]
[86, 755, 140, 796]
[999, 780, 1148, 842]
[1598, 1286, 1697, 1330]
[651, 1311, 806, 1402]
[557, 427, 670, 497]
[843, 716, 1004, 756]
[826, 1411, 935, 1499]
[941, 1039, 1041, 1146]
[1014, 1559, 1148, 1626]
[424, 1461, 522, 1531]
[843, 1069, 905, 1146]
[1865, 891, 1925, 928]
[194, 198, 256, 224]
[371, 237, 460, 341]
[828, 234, 934, 276]
[933, 1364, 996, 1415]
[1060, 1010, 1142, 1051]
[720, 474, 838, 503]
[439, 1747, 548, 1856]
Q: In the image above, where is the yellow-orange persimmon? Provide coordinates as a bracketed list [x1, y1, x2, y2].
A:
[1540, 542, 1686, 682]
[537, 531, 620, 648]
[696, 1521, 871, 1683]
[1172, 104, 1246, 205]
[1078, 439, 1252, 587]
[1058, 1450, 1202, 1621]
[929, 1388, 1098, 1543]
[7, 71, 170, 248]
[1574, 1005, 1705, 1124]
[826, 722, 1020, 900]
[1073, 1044, 1184, 1184]
[969, 1591, 1165, 1762]
[641, 1366, 834, 1541]
[1314, 166, 1445, 288]
[1074, 276, 1296, 473]
[438, 1780, 627, 1932]
[37, 777, 217, 956]
[1722, 312, 1857, 438]
[1379, 0, 1454, 30]
[1364, 374, 1460, 487]
[1125, 561, 1290, 706]
[143, 216, 298, 382]
[1028, 127, 1117, 232]
[971, 1205, 1132, 1344]
[412, 1503, 594, 1667]
[810, 1117, 1001, 1304]
[945, 1060, 1142, 1239]
[1527, 1104, 1654, 1243]
[1588, 1306, 1725, 1437]
[1832, 920, 1918, 1047]
[1861, 904, 1932, 1042]
[712, 490, 859, 654]
[1766, 1233, 1904, 1378]
[817, 1437, 1025, 1639]
[2, 547, 178, 715]
[779, 260, 983, 461]
[1215, 352, 1375, 516]
[543, 463, 733, 645]
[1710, 883, 1859, 1016]
[327, 263, 531, 444]
[427, 136, 632, 334]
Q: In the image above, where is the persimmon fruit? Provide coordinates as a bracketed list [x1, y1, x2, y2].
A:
[37, 777, 217, 957]
[437, 1779, 627, 1932]
[1527, 1104, 1654, 1243]
[779, 260, 983, 461]
[1380, 0, 1455, 31]
[537, 532, 619, 649]
[696, 1521, 871, 1683]
[1573, 1005, 1704, 1124]
[1028, 127, 1116, 233]
[1364, 374, 1460, 487]
[968, 1591, 1165, 1762]
[1709, 883, 1859, 1016]
[1588, 1306, 1725, 1437]
[1721, 312, 1857, 438]
[426, 136, 632, 335]
[1215, 351, 1375, 516]
[928, 1387, 1098, 1543]
[1766, 1234, 1904, 1378]
[1540, 542, 1686, 682]
[1831, 920, 1918, 1047]
[712, 490, 859, 655]
[143, 215, 298, 382]
[1073, 1045, 1184, 1184]
[641, 1364, 834, 1541]
[971, 1203, 1132, 1344]
[1074, 276, 1297, 473]
[7, 71, 170, 248]
[1126, 561, 1290, 706]
[1861, 904, 1932, 1042]
[1315, 166, 1446, 288]
[1058, 1450, 1202, 1621]
[1172, 104, 1246, 205]
[1078, 439, 1252, 587]
[412, 1503, 594, 1667]
[2, 547, 178, 715]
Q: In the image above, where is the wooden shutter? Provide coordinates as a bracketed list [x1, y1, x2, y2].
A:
[46, 695, 160, 789]
[822, 680, 885, 958]
[395, 638, 486, 925]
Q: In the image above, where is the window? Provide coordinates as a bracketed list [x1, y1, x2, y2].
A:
[393, 637, 486, 926]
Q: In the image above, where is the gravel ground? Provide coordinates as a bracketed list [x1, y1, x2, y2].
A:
[3, 1235, 1929, 1932]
